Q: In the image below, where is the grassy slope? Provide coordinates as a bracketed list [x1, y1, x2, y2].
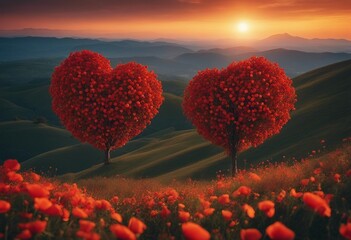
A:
[0, 120, 79, 161]
[0, 98, 36, 121]
[1, 60, 350, 180]
[62, 130, 227, 180]
[240, 59, 351, 166]
[62, 59, 351, 180]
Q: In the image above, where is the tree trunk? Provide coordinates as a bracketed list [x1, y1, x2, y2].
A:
[228, 124, 239, 177]
[104, 148, 111, 165]
[230, 147, 238, 176]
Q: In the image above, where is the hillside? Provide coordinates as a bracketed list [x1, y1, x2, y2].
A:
[175, 48, 351, 77]
[0, 121, 79, 161]
[2, 144, 351, 239]
[58, 59, 351, 180]
[0, 57, 350, 180]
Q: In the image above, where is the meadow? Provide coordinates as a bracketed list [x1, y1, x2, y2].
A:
[0, 37, 350, 240]
[1, 140, 350, 239]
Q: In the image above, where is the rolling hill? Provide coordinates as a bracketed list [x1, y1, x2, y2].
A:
[0, 120, 79, 161]
[175, 49, 351, 77]
[256, 33, 351, 53]
[22, 59, 350, 180]
[0, 37, 193, 61]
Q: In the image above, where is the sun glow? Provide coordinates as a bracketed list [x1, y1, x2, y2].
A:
[237, 21, 249, 33]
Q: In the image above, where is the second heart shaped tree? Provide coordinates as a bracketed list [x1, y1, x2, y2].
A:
[183, 57, 296, 176]
[50, 50, 163, 165]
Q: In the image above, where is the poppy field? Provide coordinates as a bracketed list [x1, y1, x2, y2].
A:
[1, 141, 351, 239]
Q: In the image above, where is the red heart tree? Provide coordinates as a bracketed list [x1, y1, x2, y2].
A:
[183, 57, 296, 175]
[50, 50, 163, 165]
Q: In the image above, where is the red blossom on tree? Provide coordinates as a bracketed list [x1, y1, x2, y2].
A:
[50, 50, 163, 164]
[183, 57, 296, 175]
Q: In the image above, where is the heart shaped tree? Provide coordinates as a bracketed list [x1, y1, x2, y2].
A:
[50, 50, 163, 165]
[183, 57, 296, 175]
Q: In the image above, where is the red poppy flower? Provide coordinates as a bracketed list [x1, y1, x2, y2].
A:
[0, 200, 11, 214]
[266, 222, 295, 240]
[182, 222, 210, 240]
[240, 228, 262, 240]
[128, 217, 147, 234]
[110, 224, 136, 240]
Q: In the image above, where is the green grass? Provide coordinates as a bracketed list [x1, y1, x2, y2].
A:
[0, 120, 78, 162]
[1, 59, 351, 181]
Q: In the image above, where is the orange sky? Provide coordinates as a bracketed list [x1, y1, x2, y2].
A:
[1, 0, 351, 40]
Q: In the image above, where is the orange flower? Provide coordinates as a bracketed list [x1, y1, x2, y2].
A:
[334, 173, 341, 183]
[62, 208, 70, 221]
[72, 207, 88, 219]
[203, 208, 215, 216]
[0, 183, 10, 193]
[76, 230, 100, 240]
[303, 192, 331, 217]
[111, 196, 119, 204]
[111, 212, 123, 222]
[79, 220, 96, 232]
[19, 220, 47, 234]
[178, 203, 186, 209]
[240, 228, 262, 240]
[3, 159, 20, 172]
[313, 168, 322, 175]
[26, 184, 50, 198]
[110, 224, 136, 240]
[179, 211, 191, 222]
[0, 200, 11, 213]
[248, 172, 261, 182]
[7, 171, 23, 182]
[182, 222, 210, 240]
[34, 198, 52, 211]
[95, 199, 112, 211]
[194, 212, 204, 219]
[339, 222, 351, 239]
[128, 217, 147, 235]
[218, 194, 230, 205]
[29, 172, 41, 181]
[290, 188, 303, 198]
[276, 190, 286, 203]
[242, 204, 255, 218]
[233, 186, 251, 197]
[43, 204, 63, 216]
[16, 229, 32, 240]
[266, 222, 295, 240]
[258, 200, 275, 217]
[150, 210, 159, 217]
[221, 210, 232, 221]
[161, 206, 171, 218]
[300, 179, 309, 187]
[209, 196, 218, 201]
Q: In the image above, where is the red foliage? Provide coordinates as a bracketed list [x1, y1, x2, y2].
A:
[183, 57, 296, 153]
[50, 50, 163, 153]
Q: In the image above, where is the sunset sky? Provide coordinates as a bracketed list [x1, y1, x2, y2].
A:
[1, 0, 351, 40]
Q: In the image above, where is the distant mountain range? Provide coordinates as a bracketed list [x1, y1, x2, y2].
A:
[256, 33, 351, 52]
[0, 37, 193, 61]
[1, 36, 351, 80]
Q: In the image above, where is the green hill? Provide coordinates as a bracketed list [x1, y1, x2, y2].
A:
[61, 59, 351, 180]
[239, 59, 351, 165]
[0, 121, 78, 161]
[62, 130, 228, 180]
[1, 59, 350, 180]
[0, 98, 36, 121]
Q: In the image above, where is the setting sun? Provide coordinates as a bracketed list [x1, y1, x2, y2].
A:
[237, 21, 249, 33]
